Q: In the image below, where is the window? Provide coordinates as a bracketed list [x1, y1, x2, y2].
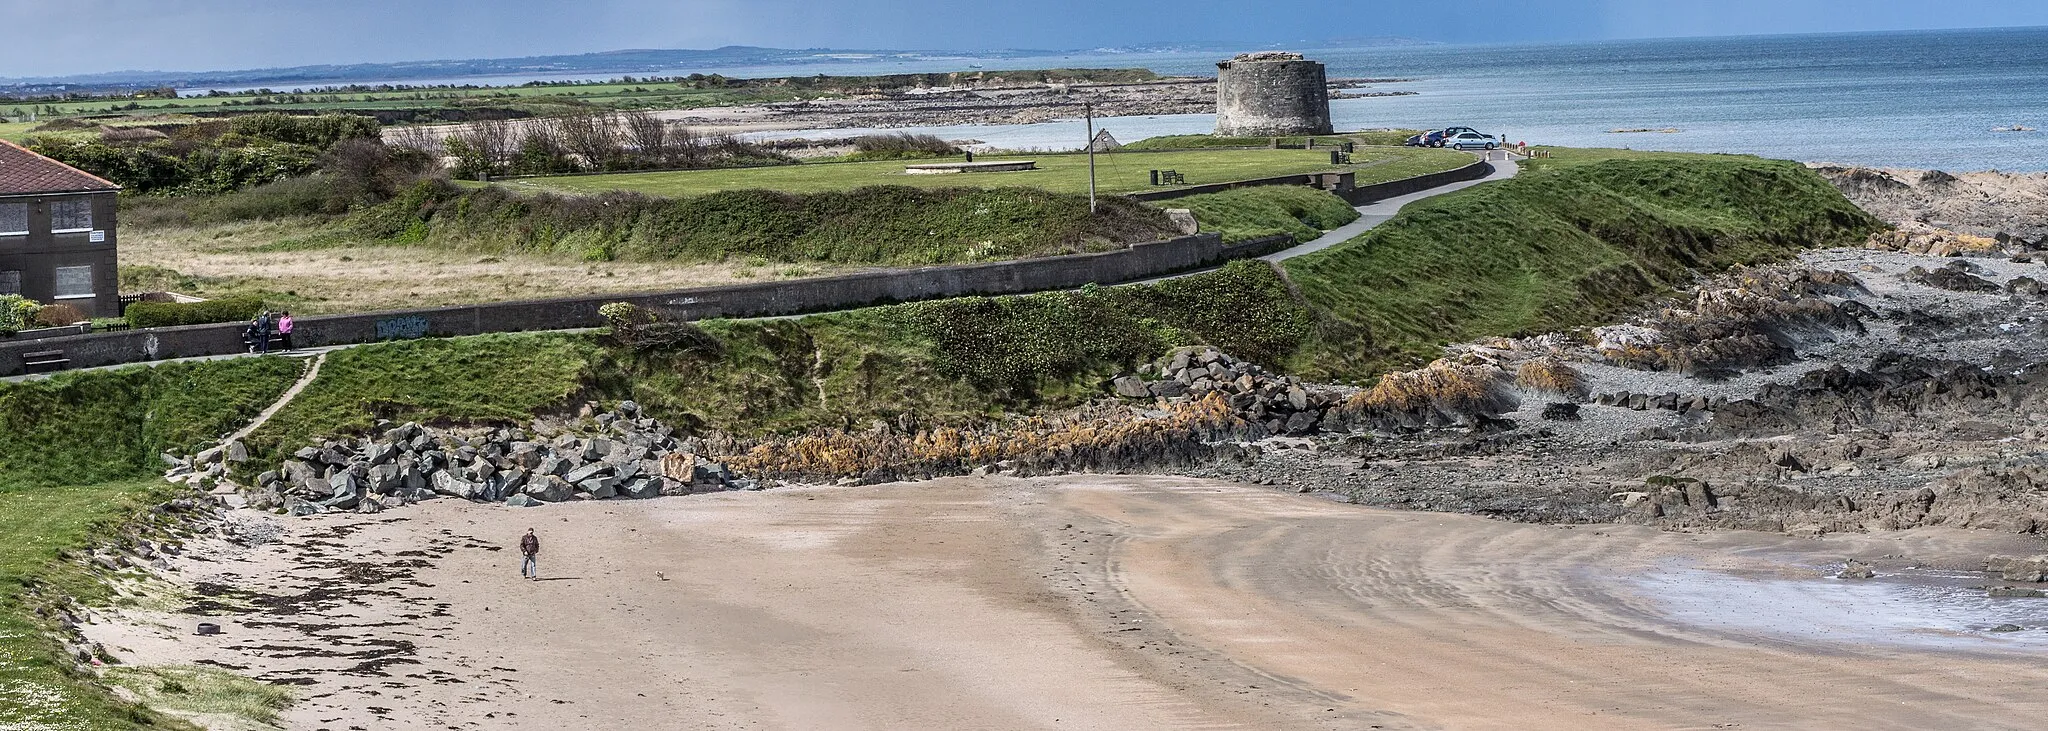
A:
[0, 271, 19, 295]
[53, 265, 93, 300]
[50, 199, 93, 233]
[0, 202, 25, 236]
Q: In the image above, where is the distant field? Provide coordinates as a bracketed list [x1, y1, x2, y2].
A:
[0, 68, 1162, 123]
[506, 147, 1475, 198]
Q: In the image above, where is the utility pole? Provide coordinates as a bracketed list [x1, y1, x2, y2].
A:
[1085, 99, 1098, 214]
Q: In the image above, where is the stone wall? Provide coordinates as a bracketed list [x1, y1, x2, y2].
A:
[1214, 53, 1333, 137]
[0, 232, 1230, 376]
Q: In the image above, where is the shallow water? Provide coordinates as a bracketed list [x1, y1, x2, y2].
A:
[1638, 563, 2048, 654]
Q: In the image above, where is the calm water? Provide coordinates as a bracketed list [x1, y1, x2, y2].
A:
[744, 28, 2048, 171]
[214, 28, 2048, 170]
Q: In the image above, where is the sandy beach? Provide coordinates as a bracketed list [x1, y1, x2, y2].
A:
[82, 475, 2048, 730]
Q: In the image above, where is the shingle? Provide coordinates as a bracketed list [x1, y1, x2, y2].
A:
[0, 139, 121, 196]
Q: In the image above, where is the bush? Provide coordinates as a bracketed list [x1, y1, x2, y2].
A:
[226, 112, 381, 149]
[846, 133, 961, 161]
[0, 295, 39, 336]
[31, 304, 87, 327]
[125, 295, 264, 329]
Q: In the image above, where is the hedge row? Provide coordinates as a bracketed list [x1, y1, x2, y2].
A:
[124, 295, 264, 329]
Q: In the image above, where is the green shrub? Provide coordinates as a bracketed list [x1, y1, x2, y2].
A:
[125, 295, 264, 329]
[225, 112, 380, 149]
[0, 295, 37, 336]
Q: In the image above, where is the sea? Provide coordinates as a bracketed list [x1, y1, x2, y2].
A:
[746, 26, 2048, 173]
[207, 27, 2048, 171]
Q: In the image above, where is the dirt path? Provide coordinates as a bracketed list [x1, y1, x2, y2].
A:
[88, 476, 2048, 729]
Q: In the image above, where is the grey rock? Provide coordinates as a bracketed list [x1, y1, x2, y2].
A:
[525, 475, 574, 503]
[1287, 386, 1310, 412]
[1991, 624, 2026, 633]
[1112, 375, 1152, 399]
[365, 442, 397, 465]
[1284, 409, 1320, 435]
[292, 446, 322, 461]
[224, 441, 250, 463]
[564, 462, 614, 484]
[1150, 380, 1191, 398]
[505, 494, 544, 508]
[578, 475, 620, 499]
[619, 477, 662, 500]
[1838, 559, 1877, 579]
[431, 471, 477, 500]
[618, 400, 640, 415]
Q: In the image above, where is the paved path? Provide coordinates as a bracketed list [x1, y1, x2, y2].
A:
[1263, 151, 1522, 263]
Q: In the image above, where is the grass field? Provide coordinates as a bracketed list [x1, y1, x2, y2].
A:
[1282, 149, 1887, 377]
[505, 147, 1474, 198]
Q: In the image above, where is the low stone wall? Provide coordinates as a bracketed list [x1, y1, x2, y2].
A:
[1130, 158, 1493, 205]
[0, 232, 1232, 376]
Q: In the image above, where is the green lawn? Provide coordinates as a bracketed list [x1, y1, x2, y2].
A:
[1281, 149, 1887, 378]
[505, 147, 1474, 198]
[0, 480, 198, 730]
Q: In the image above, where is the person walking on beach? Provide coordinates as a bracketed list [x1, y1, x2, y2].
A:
[276, 311, 295, 351]
[519, 528, 540, 580]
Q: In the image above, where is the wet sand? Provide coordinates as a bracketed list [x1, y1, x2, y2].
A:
[90, 476, 2048, 729]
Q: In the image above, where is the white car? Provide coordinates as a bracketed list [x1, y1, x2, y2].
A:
[1443, 131, 1499, 151]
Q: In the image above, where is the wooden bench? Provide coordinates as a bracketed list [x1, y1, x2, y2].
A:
[23, 350, 70, 373]
[1157, 170, 1186, 185]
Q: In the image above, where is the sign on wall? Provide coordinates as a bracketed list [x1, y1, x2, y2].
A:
[89, 230, 105, 243]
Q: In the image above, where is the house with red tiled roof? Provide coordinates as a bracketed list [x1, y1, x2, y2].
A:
[0, 139, 122, 317]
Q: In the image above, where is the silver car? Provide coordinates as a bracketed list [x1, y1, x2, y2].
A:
[1443, 131, 1499, 151]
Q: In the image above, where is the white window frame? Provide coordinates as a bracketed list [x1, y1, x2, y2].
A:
[52, 265, 95, 300]
[0, 201, 26, 237]
[49, 199, 93, 234]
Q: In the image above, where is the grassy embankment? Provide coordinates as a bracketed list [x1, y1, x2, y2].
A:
[1282, 149, 1887, 377]
[506, 147, 1471, 197]
[0, 358, 304, 730]
[239, 260, 1308, 457]
[118, 145, 1420, 311]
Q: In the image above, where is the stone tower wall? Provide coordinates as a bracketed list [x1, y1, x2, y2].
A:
[1214, 54, 1333, 136]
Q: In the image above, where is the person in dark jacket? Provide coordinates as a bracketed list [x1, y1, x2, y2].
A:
[520, 528, 540, 579]
[253, 312, 273, 355]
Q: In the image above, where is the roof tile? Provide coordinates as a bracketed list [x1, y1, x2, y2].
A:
[0, 139, 121, 196]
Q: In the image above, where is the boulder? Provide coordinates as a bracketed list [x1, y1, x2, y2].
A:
[1149, 380, 1190, 398]
[504, 494, 544, 508]
[525, 475, 574, 503]
[1283, 410, 1320, 435]
[431, 471, 478, 500]
[2000, 556, 2048, 583]
[564, 462, 614, 484]
[1112, 375, 1152, 399]
[224, 441, 250, 463]
[619, 477, 662, 500]
[293, 446, 322, 462]
[1541, 403, 1582, 421]
[1838, 559, 1877, 579]
[578, 475, 621, 499]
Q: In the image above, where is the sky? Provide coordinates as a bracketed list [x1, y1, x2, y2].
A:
[5, 0, 2048, 78]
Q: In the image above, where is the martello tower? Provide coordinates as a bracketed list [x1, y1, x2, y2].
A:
[1213, 52, 1334, 137]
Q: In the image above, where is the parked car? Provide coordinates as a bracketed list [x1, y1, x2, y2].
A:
[1443, 131, 1499, 150]
[1404, 130, 1447, 147]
